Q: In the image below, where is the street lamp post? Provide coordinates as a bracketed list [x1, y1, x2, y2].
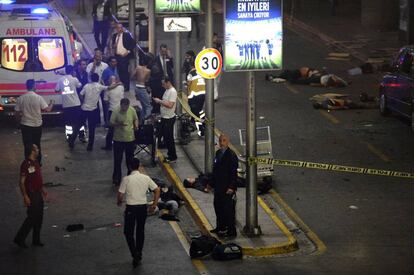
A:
[244, 71, 261, 236]
[205, 0, 215, 175]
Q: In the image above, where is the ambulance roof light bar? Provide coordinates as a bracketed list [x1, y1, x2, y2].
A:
[32, 7, 48, 14]
[0, 0, 15, 4]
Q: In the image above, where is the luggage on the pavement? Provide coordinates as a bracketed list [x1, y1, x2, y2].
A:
[212, 243, 243, 261]
[189, 235, 221, 258]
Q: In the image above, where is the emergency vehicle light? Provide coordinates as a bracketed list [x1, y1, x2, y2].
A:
[0, 0, 14, 4]
[32, 7, 48, 14]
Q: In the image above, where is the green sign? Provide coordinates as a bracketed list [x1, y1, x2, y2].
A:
[155, 0, 201, 13]
[224, 0, 283, 71]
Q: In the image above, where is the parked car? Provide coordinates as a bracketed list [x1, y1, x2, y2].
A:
[379, 46, 414, 131]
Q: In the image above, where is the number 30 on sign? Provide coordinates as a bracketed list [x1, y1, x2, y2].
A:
[195, 48, 222, 79]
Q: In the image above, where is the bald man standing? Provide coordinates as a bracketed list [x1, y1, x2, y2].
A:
[209, 134, 238, 238]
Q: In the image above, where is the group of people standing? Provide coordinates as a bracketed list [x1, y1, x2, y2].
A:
[12, 2, 235, 267]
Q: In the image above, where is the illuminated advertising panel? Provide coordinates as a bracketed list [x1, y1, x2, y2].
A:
[155, 0, 201, 13]
[224, 0, 283, 71]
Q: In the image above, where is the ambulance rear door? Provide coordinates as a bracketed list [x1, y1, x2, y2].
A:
[0, 19, 34, 113]
[32, 19, 72, 110]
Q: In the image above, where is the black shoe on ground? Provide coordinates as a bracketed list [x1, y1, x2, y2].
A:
[68, 142, 74, 150]
[218, 230, 237, 239]
[164, 157, 177, 164]
[86, 145, 93, 151]
[101, 146, 112, 151]
[210, 228, 220, 234]
[32, 242, 44, 247]
[13, 239, 28, 248]
[132, 255, 142, 268]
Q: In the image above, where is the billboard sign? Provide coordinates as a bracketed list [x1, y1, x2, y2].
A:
[224, 0, 283, 71]
[155, 0, 201, 13]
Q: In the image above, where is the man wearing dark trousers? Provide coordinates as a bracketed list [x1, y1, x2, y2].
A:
[15, 80, 53, 165]
[92, 0, 112, 52]
[153, 77, 177, 163]
[55, 65, 82, 150]
[14, 144, 47, 248]
[151, 44, 174, 114]
[110, 98, 139, 185]
[209, 134, 239, 238]
[112, 23, 136, 91]
[117, 158, 160, 267]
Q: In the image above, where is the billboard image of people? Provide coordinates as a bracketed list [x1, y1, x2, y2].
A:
[224, 0, 282, 71]
[155, 0, 201, 13]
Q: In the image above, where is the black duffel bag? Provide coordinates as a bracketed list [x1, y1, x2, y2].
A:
[189, 235, 221, 258]
[212, 243, 243, 261]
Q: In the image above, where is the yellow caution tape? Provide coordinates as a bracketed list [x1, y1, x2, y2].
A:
[248, 157, 414, 180]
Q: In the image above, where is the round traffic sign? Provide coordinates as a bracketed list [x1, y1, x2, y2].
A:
[195, 48, 222, 79]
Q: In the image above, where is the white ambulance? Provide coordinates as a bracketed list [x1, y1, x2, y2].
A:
[0, 1, 81, 116]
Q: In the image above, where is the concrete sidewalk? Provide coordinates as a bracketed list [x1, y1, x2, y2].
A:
[158, 138, 298, 256]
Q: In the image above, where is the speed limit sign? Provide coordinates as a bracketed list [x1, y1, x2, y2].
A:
[195, 48, 222, 79]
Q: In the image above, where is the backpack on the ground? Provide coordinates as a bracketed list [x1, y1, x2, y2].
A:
[189, 235, 221, 258]
[212, 243, 243, 261]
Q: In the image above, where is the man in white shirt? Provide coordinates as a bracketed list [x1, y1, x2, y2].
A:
[86, 49, 109, 126]
[153, 77, 177, 163]
[79, 73, 108, 151]
[15, 79, 53, 164]
[102, 75, 124, 150]
[117, 158, 160, 268]
[86, 49, 108, 83]
[55, 65, 82, 150]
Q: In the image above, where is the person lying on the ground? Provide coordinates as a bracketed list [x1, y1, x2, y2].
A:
[266, 67, 349, 87]
[157, 183, 183, 221]
[183, 173, 212, 193]
[266, 67, 321, 83]
[310, 93, 378, 110]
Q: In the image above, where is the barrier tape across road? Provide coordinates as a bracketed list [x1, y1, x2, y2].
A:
[176, 94, 413, 180]
[248, 157, 414, 180]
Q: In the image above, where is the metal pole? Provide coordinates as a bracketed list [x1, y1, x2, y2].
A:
[112, 0, 117, 18]
[244, 71, 261, 236]
[128, 0, 136, 39]
[205, 0, 214, 175]
[129, 0, 137, 75]
[174, 32, 183, 143]
[77, 0, 86, 16]
[148, 0, 156, 54]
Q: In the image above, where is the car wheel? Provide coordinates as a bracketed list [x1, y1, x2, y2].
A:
[379, 93, 389, 116]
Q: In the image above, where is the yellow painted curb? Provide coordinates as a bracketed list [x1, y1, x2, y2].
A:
[157, 150, 298, 256]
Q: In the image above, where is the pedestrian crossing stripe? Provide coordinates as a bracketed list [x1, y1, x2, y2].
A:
[248, 157, 414, 180]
